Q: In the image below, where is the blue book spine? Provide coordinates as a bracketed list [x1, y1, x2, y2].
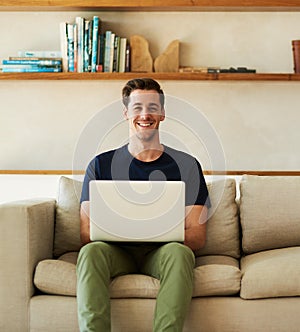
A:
[91, 16, 99, 73]
[2, 59, 62, 66]
[104, 31, 112, 72]
[1, 66, 62, 73]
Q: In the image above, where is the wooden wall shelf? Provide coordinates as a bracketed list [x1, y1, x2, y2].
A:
[0, 72, 299, 81]
[1, 0, 300, 11]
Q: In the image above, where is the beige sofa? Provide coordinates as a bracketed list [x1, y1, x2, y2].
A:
[1, 175, 300, 332]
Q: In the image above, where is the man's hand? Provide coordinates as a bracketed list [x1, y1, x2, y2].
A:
[184, 205, 208, 251]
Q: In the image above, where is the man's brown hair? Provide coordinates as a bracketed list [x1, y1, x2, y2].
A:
[122, 78, 165, 108]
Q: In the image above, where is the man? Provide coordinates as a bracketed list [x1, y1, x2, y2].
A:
[77, 78, 210, 331]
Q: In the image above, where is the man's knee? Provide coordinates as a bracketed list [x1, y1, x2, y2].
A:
[160, 242, 195, 267]
[77, 241, 111, 266]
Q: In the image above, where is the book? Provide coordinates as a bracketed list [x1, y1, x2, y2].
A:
[59, 22, 68, 72]
[104, 30, 112, 72]
[67, 23, 75, 72]
[118, 37, 127, 73]
[3, 59, 62, 66]
[113, 35, 120, 72]
[108, 33, 115, 72]
[17, 50, 62, 58]
[0, 65, 62, 73]
[179, 66, 220, 73]
[125, 42, 130, 72]
[84, 20, 93, 72]
[97, 33, 105, 72]
[73, 24, 78, 72]
[9, 56, 62, 61]
[91, 16, 100, 72]
[75, 16, 85, 72]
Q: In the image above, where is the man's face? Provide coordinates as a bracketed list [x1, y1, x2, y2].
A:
[124, 89, 165, 142]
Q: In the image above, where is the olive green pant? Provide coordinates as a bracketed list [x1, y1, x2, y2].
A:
[76, 241, 195, 332]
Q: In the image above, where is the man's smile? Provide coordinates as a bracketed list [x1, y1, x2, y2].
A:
[136, 121, 154, 128]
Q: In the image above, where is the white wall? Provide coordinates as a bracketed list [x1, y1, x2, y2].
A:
[0, 174, 240, 204]
[1, 11, 300, 174]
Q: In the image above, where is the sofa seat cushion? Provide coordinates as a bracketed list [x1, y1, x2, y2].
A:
[193, 255, 241, 297]
[241, 247, 300, 299]
[240, 175, 300, 254]
[34, 253, 241, 298]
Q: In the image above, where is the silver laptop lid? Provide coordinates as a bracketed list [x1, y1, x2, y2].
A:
[89, 180, 185, 242]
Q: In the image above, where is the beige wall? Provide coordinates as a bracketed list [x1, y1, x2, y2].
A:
[1, 11, 300, 171]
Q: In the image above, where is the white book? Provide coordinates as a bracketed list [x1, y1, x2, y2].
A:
[73, 24, 78, 72]
[104, 31, 112, 72]
[18, 50, 62, 58]
[118, 37, 127, 73]
[59, 22, 68, 72]
[67, 23, 74, 72]
[109, 33, 115, 73]
[75, 17, 84, 72]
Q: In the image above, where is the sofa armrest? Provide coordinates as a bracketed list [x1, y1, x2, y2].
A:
[0, 198, 56, 332]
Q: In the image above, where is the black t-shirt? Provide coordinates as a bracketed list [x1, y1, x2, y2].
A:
[80, 144, 210, 208]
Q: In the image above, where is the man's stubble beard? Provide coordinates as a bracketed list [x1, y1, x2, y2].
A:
[135, 128, 159, 143]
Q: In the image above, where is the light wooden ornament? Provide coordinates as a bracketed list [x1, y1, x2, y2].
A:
[154, 40, 180, 72]
[130, 35, 153, 72]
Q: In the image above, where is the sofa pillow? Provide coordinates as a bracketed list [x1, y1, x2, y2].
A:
[34, 253, 241, 298]
[193, 255, 241, 297]
[194, 178, 240, 259]
[240, 175, 300, 254]
[241, 247, 300, 299]
[34, 256, 77, 296]
[54, 176, 83, 257]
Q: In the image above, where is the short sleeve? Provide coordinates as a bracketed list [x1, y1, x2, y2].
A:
[186, 159, 211, 208]
[80, 159, 97, 203]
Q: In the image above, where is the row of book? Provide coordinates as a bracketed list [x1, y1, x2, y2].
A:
[60, 16, 130, 73]
[0, 51, 63, 73]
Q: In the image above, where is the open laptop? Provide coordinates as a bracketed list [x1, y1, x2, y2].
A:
[89, 180, 185, 242]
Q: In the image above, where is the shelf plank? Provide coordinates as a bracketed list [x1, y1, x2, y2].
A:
[1, 0, 300, 11]
[0, 72, 300, 81]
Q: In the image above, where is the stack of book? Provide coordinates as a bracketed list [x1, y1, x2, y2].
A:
[60, 16, 130, 73]
[1, 51, 63, 73]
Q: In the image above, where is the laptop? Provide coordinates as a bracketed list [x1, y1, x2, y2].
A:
[89, 180, 185, 242]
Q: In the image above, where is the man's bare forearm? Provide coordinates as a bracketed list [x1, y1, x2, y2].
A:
[80, 201, 91, 246]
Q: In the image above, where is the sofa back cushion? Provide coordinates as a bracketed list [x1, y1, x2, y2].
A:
[240, 175, 300, 254]
[54, 176, 83, 257]
[194, 178, 240, 259]
[54, 176, 239, 258]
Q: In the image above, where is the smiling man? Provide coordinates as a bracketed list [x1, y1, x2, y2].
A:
[77, 78, 211, 332]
